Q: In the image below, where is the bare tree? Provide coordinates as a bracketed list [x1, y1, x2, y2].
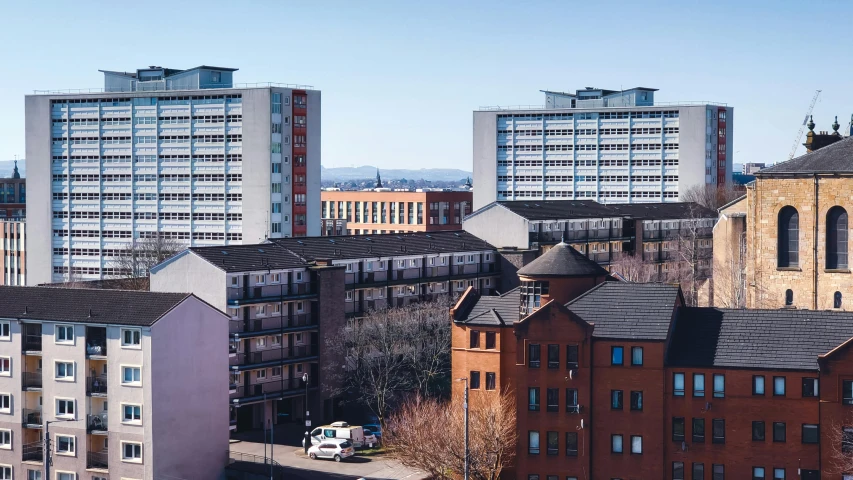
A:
[826, 416, 853, 475]
[384, 389, 517, 480]
[109, 235, 186, 290]
[713, 229, 748, 308]
[682, 183, 744, 211]
[667, 203, 715, 306]
[609, 253, 657, 283]
[324, 299, 452, 426]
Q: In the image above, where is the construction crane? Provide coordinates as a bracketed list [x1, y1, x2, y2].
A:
[788, 89, 822, 159]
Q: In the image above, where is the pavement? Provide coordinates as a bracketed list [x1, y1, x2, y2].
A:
[230, 425, 427, 480]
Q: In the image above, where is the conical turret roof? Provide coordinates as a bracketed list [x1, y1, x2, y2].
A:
[518, 242, 609, 278]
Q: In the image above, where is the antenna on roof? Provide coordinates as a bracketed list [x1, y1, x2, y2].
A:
[22, 306, 28, 315]
[88, 308, 92, 318]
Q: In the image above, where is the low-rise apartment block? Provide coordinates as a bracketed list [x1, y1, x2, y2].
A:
[0, 286, 229, 480]
[149, 231, 499, 431]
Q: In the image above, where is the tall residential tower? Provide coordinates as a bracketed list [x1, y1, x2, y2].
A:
[473, 87, 732, 209]
[25, 65, 320, 284]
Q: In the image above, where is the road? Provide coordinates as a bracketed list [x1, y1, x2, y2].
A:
[230, 440, 428, 480]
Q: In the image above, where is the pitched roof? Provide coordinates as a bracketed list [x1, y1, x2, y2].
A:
[453, 288, 519, 326]
[757, 136, 853, 175]
[517, 242, 609, 278]
[667, 308, 853, 371]
[567, 282, 681, 340]
[0, 286, 191, 326]
[188, 243, 306, 273]
[493, 201, 716, 221]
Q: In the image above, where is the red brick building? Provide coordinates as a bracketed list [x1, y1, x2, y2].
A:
[452, 241, 853, 480]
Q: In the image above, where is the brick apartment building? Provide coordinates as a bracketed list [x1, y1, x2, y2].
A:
[0, 161, 25, 220]
[452, 241, 853, 479]
[321, 188, 472, 235]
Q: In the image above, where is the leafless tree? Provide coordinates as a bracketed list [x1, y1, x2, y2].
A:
[109, 235, 186, 290]
[682, 183, 744, 212]
[609, 253, 657, 283]
[384, 388, 517, 480]
[826, 415, 853, 475]
[324, 299, 452, 426]
[713, 229, 748, 308]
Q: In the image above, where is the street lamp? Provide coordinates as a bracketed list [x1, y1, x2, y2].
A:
[456, 377, 469, 480]
[303, 372, 311, 454]
[45, 418, 83, 480]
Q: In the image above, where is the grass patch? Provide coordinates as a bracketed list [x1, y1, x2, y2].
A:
[357, 446, 386, 456]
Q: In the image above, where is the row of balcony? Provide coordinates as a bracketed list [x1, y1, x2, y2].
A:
[230, 344, 317, 366]
[21, 325, 108, 356]
[21, 409, 108, 433]
[21, 443, 107, 469]
[229, 312, 317, 334]
[231, 375, 314, 398]
[227, 282, 317, 306]
[344, 263, 499, 286]
[643, 227, 713, 240]
[530, 227, 632, 244]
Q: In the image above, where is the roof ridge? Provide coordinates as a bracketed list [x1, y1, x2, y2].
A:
[565, 281, 608, 306]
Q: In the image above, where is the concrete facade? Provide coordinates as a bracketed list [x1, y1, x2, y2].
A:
[0, 220, 25, 286]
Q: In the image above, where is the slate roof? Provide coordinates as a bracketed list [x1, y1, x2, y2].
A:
[188, 243, 306, 273]
[667, 308, 853, 371]
[567, 282, 681, 340]
[453, 288, 519, 326]
[492, 201, 716, 221]
[757, 136, 853, 175]
[0, 286, 191, 326]
[517, 242, 609, 278]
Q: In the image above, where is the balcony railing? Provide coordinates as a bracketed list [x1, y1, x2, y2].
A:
[22, 333, 42, 353]
[228, 282, 317, 305]
[234, 344, 318, 365]
[22, 409, 42, 428]
[235, 376, 312, 398]
[87, 375, 108, 396]
[230, 312, 318, 334]
[642, 251, 661, 262]
[87, 413, 108, 433]
[87, 450, 109, 469]
[85, 341, 107, 358]
[22, 371, 42, 390]
[22, 441, 43, 462]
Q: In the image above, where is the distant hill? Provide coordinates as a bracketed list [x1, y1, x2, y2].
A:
[0, 160, 25, 178]
[322, 165, 471, 182]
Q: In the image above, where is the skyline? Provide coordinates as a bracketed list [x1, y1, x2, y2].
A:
[1, 0, 853, 170]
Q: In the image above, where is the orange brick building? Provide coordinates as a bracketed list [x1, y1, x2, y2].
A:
[321, 189, 472, 235]
[452, 241, 853, 480]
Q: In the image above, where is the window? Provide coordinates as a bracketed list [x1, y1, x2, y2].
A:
[122, 328, 141, 347]
[528, 431, 540, 454]
[773, 376, 786, 396]
[611, 390, 623, 409]
[631, 435, 642, 454]
[712, 464, 724, 480]
[55, 361, 74, 380]
[785, 289, 794, 306]
[122, 366, 142, 386]
[566, 389, 578, 412]
[773, 468, 785, 480]
[713, 374, 725, 398]
[55, 325, 74, 344]
[27, 469, 41, 480]
[673, 462, 685, 480]
[122, 441, 143, 462]
[843, 426, 853, 453]
[754, 467, 765, 480]
[692, 418, 705, 443]
[712, 419, 725, 444]
[470, 372, 480, 389]
[486, 332, 496, 349]
[611, 434, 623, 453]
[529, 344, 541, 368]
[566, 345, 579, 368]
[753, 375, 765, 395]
[56, 434, 75, 454]
[753, 421, 765, 441]
[548, 344, 559, 368]
[529, 388, 540, 411]
[773, 422, 786, 442]
[122, 404, 142, 423]
[827, 206, 848, 269]
[631, 346, 643, 366]
[674, 373, 685, 396]
[257, 369, 267, 380]
[547, 431, 559, 455]
[611, 346, 624, 365]
[0, 358, 8, 376]
[271, 366, 282, 376]
[0, 394, 8, 413]
[844, 380, 853, 404]
[0, 321, 8, 340]
[693, 463, 704, 480]
[56, 399, 75, 418]
[566, 432, 578, 456]
[778, 206, 799, 267]
[0, 429, 9, 449]
[802, 378, 818, 397]
[630, 391, 643, 411]
[802, 424, 818, 444]
[470, 330, 480, 349]
[836, 291, 843, 308]
[547, 388, 559, 412]
[694, 373, 705, 397]
[673, 417, 685, 441]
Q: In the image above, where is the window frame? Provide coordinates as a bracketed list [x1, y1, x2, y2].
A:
[55, 398, 75, 419]
[121, 365, 143, 387]
[630, 435, 642, 454]
[528, 430, 540, 455]
[773, 376, 786, 396]
[713, 374, 725, 398]
[54, 360, 75, 381]
[529, 343, 541, 368]
[826, 206, 848, 269]
[547, 344, 559, 369]
[611, 390, 623, 410]
[121, 403, 142, 425]
[611, 434, 623, 453]
[712, 418, 725, 444]
[55, 325, 74, 345]
[753, 375, 765, 395]
[692, 417, 705, 443]
[802, 424, 819, 444]
[55, 434, 75, 455]
[802, 377, 819, 398]
[631, 346, 643, 366]
[752, 421, 765, 441]
[469, 330, 480, 349]
[753, 466, 766, 480]
[0, 394, 9, 414]
[121, 440, 143, 463]
[673, 417, 685, 442]
[611, 346, 624, 365]
[772, 422, 786, 442]
[692, 463, 704, 480]
[673, 372, 685, 396]
[777, 206, 799, 268]
[566, 345, 579, 369]
[0, 321, 9, 341]
[693, 373, 705, 397]
[630, 391, 643, 411]
[121, 328, 142, 348]
[565, 431, 578, 457]
[485, 372, 496, 390]
[673, 462, 685, 480]
[470, 371, 481, 390]
[546, 388, 559, 412]
[546, 431, 559, 455]
[528, 387, 540, 411]
[0, 357, 9, 377]
[0, 429, 10, 450]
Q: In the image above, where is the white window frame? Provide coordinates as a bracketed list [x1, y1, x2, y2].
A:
[0, 465, 9, 480]
[256, 369, 266, 380]
[55, 325, 74, 345]
[55, 398, 75, 419]
[0, 357, 9, 376]
[0, 394, 9, 414]
[345, 291, 353, 301]
[295, 271, 303, 282]
[296, 302, 304, 313]
[27, 469, 42, 480]
[121, 441, 143, 463]
[0, 429, 10, 449]
[121, 366, 142, 387]
[270, 273, 281, 284]
[272, 304, 281, 315]
[272, 335, 281, 346]
[0, 321, 9, 341]
[256, 337, 266, 348]
[230, 276, 239, 287]
[55, 434, 75, 455]
[121, 328, 141, 348]
[121, 403, 142, 425]
[56, 474, 76, 480]
[255, 305, 266, 317]
[54, 361, 74, 381]
[271, 366, 282, 377]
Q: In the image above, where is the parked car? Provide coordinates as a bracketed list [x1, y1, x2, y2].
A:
[308, 439, 355, 462]
[363, 427, 378, 447]
[364, 423, 382, 442]
[302, 421, 366, 448]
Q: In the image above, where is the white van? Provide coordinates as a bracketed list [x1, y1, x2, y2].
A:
[304, 421, 366, 448]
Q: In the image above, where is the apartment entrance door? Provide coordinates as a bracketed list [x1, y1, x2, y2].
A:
[275, 398, 293, 424]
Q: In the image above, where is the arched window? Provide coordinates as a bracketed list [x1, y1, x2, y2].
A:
[827, 206, 849, 269]
[778, 207, 799, 267]
[835, 291, 843, 309]
[785, 289, 794, 306]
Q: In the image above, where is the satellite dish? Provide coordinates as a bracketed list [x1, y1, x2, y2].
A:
[580, 419, 584, 429]
[681, 441, 687, 451]
[569, 370, 573, 380]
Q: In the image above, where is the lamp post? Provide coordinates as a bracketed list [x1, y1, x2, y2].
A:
[456, 377, 469, 480]
[45, 418, 82, 480]
[303, 372, 311, 454]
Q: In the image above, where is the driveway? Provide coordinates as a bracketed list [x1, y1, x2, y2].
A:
[230, 439, 427, 480]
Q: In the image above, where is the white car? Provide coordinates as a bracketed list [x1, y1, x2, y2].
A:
[363, 428, 378, 447]
[308, 439, 355, 462]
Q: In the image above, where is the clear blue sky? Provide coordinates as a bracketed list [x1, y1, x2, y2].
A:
[1, 0, 852, 171]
